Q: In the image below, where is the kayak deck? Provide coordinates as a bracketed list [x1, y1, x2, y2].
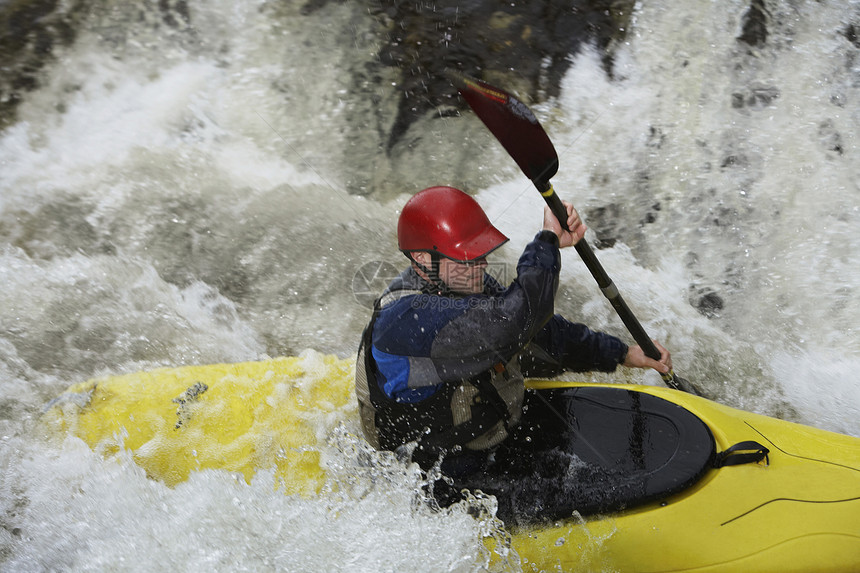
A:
[444, 386, 717, 524]
[510, 380, 860, 572]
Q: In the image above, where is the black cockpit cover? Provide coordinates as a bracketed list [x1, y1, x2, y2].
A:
[450, 387, 716, 525]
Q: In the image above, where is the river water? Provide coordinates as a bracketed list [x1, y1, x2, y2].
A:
[1, 0, 858, 570]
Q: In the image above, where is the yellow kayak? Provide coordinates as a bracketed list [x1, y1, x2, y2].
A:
[42, 353, 860, 572]
[42, 353, 355, 497]
[510, 381, 860, 572]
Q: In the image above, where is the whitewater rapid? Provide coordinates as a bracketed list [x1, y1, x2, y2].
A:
[1, 0, 858, 570]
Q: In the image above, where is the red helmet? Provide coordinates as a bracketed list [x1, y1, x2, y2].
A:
[398, 186, 508, 262]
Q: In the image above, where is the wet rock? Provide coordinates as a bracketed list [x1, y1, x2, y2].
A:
[843, 24, 860, 49]
[731, 85, 780, 110]
[818, 119, 844, 156]
[646, 126, 667, 149]
[3, 0, 636, 197]
[720, 154, 748, 169]
[737, 0, 769, 48]
[640, 202, 661, 226]
[4, 0, 635, 157]
[584, 198, 662, 251]
[0, 0, 196, 130]
[585, 203, 622, 249]
[323, 0, 636, 152]
[156, 0, 190, 29]
[0, 0, 80, 129]
[692, 289, 724, 318]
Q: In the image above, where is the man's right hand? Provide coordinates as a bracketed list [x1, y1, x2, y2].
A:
[543, 201, 586, 248]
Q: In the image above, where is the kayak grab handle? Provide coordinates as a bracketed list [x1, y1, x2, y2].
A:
[713, 441, 770, 468]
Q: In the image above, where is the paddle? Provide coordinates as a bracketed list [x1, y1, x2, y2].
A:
[449, 71, 704, 396]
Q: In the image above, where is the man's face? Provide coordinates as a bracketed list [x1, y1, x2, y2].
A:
[411, 252, 487, 295]
[438, 256, 487, 294]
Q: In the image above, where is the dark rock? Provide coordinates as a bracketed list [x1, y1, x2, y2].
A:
[2, 0, 636, 179]
[731, 86, 780, 110]
[354, 0, 636, 152]
[0, 0, 80, 129]
[842, 24, 859, 49]
[585, 203, 623, 249]
[737, 0, 769, 48]
[692, 290, 724, 318]
[0, 0, 194, 130]
[818, 119, 844, 156]
[640, 202, 661, 226]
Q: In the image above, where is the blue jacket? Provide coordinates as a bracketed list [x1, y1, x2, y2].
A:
[370, 231, 628, 403]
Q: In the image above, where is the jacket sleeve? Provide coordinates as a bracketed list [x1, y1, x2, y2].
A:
[427, 231, 561, 381]
[373, 231, 562, 390]
[519, 314, 629, 377]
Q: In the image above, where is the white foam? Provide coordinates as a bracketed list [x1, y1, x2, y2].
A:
[1, 0, 859, 570]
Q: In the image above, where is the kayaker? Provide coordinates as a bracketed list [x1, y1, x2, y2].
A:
[355, 185, 672, 477]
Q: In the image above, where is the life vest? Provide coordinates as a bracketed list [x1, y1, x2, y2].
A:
[355, 288, 525, 467]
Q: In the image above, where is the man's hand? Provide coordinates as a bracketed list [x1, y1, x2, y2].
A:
[623, 340, 672, 374]
[543, 201, 586, 248]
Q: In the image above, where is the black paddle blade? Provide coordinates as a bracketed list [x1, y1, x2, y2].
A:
[448, 71, 559, 188]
